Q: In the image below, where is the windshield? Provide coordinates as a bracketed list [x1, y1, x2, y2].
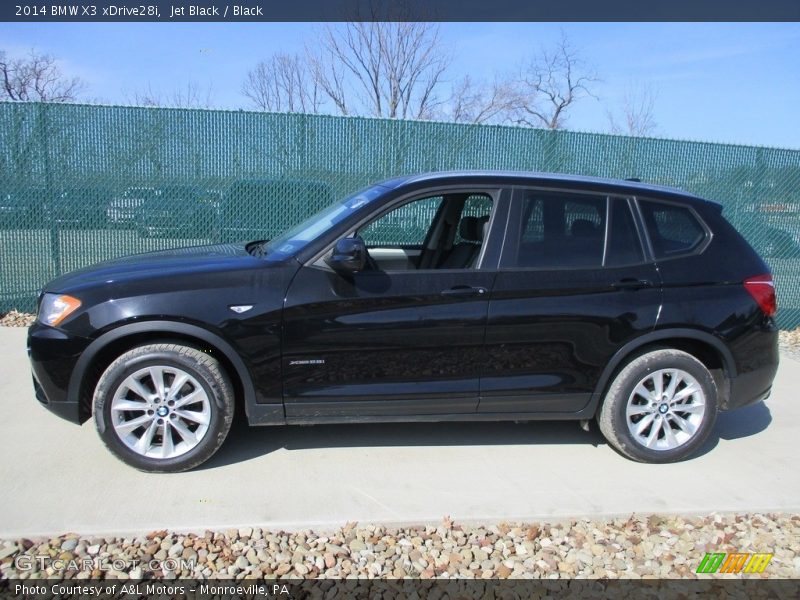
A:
[257, 184, 387, 261]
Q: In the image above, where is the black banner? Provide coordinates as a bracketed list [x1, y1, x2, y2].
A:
[1, 0, 800, 22]
[1, 579, 800, 599]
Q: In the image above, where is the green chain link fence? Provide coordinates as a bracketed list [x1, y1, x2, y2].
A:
[2, 102, 799, 327]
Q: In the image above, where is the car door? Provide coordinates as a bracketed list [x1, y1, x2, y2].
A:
[479, 187, 662, 414]
[281, 187, 509, 419]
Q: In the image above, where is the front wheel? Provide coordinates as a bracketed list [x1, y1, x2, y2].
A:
[598, 349, 718, 463]
[93, 343, 234, 472]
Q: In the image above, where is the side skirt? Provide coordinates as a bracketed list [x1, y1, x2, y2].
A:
[248, 407, 596, 426]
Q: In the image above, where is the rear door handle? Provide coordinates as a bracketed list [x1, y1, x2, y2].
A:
[441, 286, 488, 297]
[611, 278, 653, 291]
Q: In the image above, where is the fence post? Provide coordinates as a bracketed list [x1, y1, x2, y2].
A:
[37, 102, 61, 277]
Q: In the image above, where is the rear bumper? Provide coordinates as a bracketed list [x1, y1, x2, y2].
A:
[722, 329, 780, 411]
[724, 363, 778, 411]
[28, 322, 92, 424]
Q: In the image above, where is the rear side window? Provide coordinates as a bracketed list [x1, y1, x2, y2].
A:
[504, 191, 645, 269]
[639, 200, 706, 258]
[513, 191, 606, 268]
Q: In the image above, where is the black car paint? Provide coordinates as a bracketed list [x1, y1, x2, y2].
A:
[282, 266, 497, 417]
[27, 172, 779, 428]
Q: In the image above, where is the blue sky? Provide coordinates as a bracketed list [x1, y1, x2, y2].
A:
[1, 22, 799, 148]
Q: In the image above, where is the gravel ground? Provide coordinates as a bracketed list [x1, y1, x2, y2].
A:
[0, 513, 797, 580]
[0, 310, 35, 327]
[779, 328, 800, 362]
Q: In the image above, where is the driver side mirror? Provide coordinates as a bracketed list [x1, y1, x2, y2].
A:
[326, 236, 367, 273]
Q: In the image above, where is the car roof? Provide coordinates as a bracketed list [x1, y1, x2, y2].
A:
[377, 171, 715, 207]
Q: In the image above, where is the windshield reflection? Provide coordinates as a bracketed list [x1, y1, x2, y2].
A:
[260, 184, 387, 261]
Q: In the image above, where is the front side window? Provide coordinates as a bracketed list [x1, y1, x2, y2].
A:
[639, 200, 706, 258]
[355, 191, 494, 271]
[454, 194, 494, 244]
[360, 196, 444, 247]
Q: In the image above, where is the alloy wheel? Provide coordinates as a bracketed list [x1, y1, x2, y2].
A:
[110, 366, 211, 459]
[625, 368, 706, 451]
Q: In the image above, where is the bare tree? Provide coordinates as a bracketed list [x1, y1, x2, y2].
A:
[125, 84, 162, 108]
[607, 83, 658, 137]
[0, 49, 84, 102]
[512, 33, 596, 129]
[448, 75, 518, 125]
[243, 54, 321, 113]
[170, 81, 214, 109]
[125, 81, 215, 108]
[308, 22, 450, 119]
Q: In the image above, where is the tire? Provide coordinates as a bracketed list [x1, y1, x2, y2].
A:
[598, 349, 718, 463]
[93, 343, 235, 473]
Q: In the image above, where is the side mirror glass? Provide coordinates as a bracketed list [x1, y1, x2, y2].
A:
[326, 236, 367, 273]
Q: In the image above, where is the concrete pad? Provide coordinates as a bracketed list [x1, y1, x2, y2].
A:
[0, 326, 798, 538]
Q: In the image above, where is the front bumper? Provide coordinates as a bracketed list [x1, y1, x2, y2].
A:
[27, 322, 92, 424]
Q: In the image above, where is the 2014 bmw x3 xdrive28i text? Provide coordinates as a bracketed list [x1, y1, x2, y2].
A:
[28, 172, 779, 472]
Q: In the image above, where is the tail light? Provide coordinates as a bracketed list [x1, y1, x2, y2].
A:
[744, 274, 777, 317]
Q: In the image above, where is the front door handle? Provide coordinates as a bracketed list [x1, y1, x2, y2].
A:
[441, 286, 488, 297]
[611, 278, 653, 291]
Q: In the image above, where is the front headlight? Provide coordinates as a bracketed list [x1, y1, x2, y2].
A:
[38, 293, 82, 327]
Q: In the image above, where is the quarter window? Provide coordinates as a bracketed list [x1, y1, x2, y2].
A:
[639, 200, 706, 258]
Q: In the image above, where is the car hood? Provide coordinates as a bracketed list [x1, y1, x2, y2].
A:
[45, 243, 260, 293]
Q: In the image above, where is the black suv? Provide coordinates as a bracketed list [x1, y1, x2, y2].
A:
[28, 172, 779, 472]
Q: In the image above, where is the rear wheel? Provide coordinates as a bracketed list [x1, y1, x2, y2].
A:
[93, 343, 234, 472]
[598, 349, 718, 463]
